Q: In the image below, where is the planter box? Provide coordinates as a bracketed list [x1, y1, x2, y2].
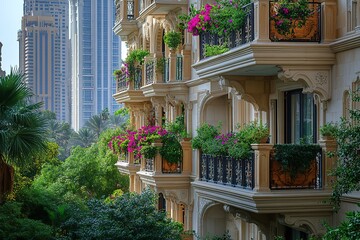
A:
[269, 1, 321, 42]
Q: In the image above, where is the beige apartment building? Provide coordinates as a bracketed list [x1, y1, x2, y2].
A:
[112, 0, 360, 239]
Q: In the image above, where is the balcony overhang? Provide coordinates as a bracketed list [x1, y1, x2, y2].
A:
[192, 42, 336, 79]
[193, 181, 333, 214]
[141, 82, 188, 98]
[113, 90, 148, 103]
[115, 161, 140, 175]
[137, 171, 191, 189]
[138, 0, 187, 20]
[113, 19, 138, 40]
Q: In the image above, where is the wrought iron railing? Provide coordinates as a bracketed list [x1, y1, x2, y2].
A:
[115, 0, 121, 22]
[269, 1, 321, 42]
[163, 58, 169, 82]
[116, 73, 128, 92]
[127, 0, 135, 20]
[145, 61, 154, 85]
[176, 55, 183, 81]
[199, 3, 254, 60]
[145, 158, 154, 172]
[134, 67, 142, 90]
[200, 154, 254, 189]
[270, 148, 322, 189]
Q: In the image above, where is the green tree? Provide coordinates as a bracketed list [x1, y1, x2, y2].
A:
[85, 114, 109, 138]
[59, 189, 183, 240]
[331, 88, 360, 208]
[0, 71, 47, 202]
[33, 129, 128, 200]
[69, 128, 96, 148]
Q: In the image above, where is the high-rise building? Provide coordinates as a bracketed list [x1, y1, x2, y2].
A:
[19, 0, 70, 122]
[0, 42, 5, 77]
[69, 0, 121, 131]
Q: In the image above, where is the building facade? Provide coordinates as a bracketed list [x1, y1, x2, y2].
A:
[69, 0, 122, 131]
[113, 0, 360, 239]
[19, 0, 70, 122]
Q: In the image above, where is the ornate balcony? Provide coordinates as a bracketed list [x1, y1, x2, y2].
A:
[199, 3, 255, 60]
[137, 140, 192, 189]
[193, 140, 336, 214]
[193, 1, 334, 80]
[113, 0, 138, 39]
[138, 0, 188, 20]
[113, 69, 146, 103]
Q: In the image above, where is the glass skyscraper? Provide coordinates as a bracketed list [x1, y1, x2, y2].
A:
[19, 0, 70, 122]
[70, 0, 121, 130]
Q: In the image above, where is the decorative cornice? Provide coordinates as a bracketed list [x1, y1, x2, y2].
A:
[330, 31, 360, 53]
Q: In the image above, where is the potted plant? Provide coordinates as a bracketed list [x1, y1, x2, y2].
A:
[320, 122, 338, 140]
[271, 0, 314, 37]
[228, 122, 269, 159]
[163, 31, 182, 50]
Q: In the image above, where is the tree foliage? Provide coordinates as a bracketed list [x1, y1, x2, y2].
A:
[33, 130, 129, 200]
[59, 189, 183, 240]
[331, 88, 360, 209]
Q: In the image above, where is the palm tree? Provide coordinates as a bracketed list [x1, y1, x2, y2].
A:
[69, 128, 96, 148]
[0, 71, 47, 202]
[85, 114, 108, 138]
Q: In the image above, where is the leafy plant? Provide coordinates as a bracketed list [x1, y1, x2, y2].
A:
[320, 123, 338, 138]
[164, 31, 182, 50]
[204, 44, 229, 57]
[323, 204, 360, 240]
[271, 0, 314, 36]
[273, 144, 321, 180]
[159, 134, 182, 164]
[192, 123, 221, 151]
[113, 69, 123, 77]
[228, 122, 269, 159]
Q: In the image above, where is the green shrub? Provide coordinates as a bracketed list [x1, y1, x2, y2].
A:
[59, 189, 184, 240]
[0, 201, 53, 240]
[164, 31, 182, 50]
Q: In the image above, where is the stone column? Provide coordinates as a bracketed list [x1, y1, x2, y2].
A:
[319, 138, 337, 190]
[251, 144, 273, 192]
[181, 140, 192, 175]
[254, 0, 271, 42]
[182, 49, 191, 81]
[168, 49, 177, 82]
[152, 141, 163, 174]
[321, 1, 337, 42]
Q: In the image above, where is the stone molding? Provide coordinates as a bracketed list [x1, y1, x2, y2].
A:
[278, 66, 332, 102]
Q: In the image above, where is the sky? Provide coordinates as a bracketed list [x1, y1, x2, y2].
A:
[0, 0, 23, 74]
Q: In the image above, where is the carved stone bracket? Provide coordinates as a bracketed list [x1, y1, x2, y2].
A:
[278, 66, 332, 102]
[224, 205, 270, 238]
[278, 213, 332, 235]
[218, 76, 262, 111]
